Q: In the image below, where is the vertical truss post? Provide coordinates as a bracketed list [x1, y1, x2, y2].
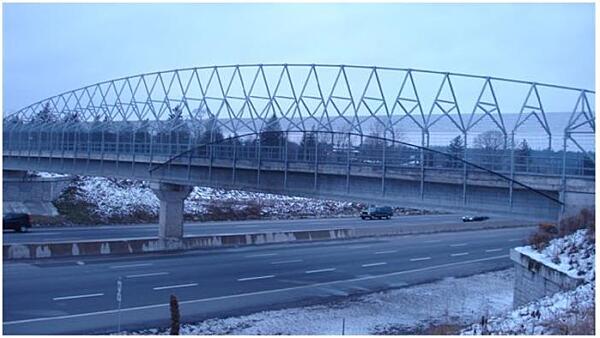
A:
[420, 129, 427, 200]
[462, 132, 468, 206]
[209, 129, 214, 183]
[73, 124, 79, 167]
[131, 126, 137, 177]
[60, 124, 66, 171]
[284, 131, 289, 190]
[314, 133, 319, 191]
[509, 132, 516, 210]
[346, 132, 351, 194]
[115, 127, 121, 171]
[86, 127, 92, 173]
[100, 127, 106, 175]
[560, 134, 568, 215]
[257, 136, 262, 189]
[381, 135, 387, 196]
[148, 129, 155, 174]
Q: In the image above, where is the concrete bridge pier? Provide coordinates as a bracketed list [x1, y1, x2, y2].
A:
[151, 182, 192, 249]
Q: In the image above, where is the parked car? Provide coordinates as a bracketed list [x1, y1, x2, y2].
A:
[462, 215, 490, 222]
[3, 213, 31, 232]
[361, 205, 393, 220]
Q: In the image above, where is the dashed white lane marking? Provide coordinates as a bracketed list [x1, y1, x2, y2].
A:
[53, 293, 104, 301]
[237, 275, 275, 282]
[153, 283, 198, 291]
[410, 257, 431, 262]
[245, 253, 278, 258]
[508, 238, 522, 242]
[5, 255, 509, 326]
[374, 250, 398, 255]
[362, 262, 387, 267]
[450, 243, 468, 247]
[271, 259, 303, 265]
[451, 252, 469, 257]
[347, 245, 372, 249]
[423, 240, 441, 243]
[305, 268, 336, 274]
[109, 263, 153, 269]
[126, 272, 170, 279]
[485, 248, 503, 253]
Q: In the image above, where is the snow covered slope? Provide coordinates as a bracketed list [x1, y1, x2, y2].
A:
[462, 229, 595, 335]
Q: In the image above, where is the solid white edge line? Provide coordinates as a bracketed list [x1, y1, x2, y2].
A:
[361, 262, 387, 267]
[4, 254, 509, 325]
[53, 293, 104, 301]
[450, 252, 469, 257]
[126, 272, 170, 278]
[305, 268, 336, 274]
[237, 275, 275, 282]
[409, 257, 431, 261]
[153, 283, 198, 291]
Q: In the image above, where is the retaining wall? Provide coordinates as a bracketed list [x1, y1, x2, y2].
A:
[510, 248, 585, 308]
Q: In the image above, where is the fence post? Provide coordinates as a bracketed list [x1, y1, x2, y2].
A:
[381, 136, 386, 196]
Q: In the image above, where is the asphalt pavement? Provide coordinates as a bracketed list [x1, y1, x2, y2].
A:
[3, 214, 531, 244]
[3, 226, 535, 334]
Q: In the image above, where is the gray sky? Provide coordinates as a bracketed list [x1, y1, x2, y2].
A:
[3, 2, 595, 113]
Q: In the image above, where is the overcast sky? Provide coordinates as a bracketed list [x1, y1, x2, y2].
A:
[3, 2, 595, 113]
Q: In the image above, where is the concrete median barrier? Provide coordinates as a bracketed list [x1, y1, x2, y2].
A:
[3, 228, 356, 260]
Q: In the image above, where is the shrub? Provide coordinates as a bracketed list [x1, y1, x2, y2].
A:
[559, 208, 595, 237]
[528, 230, 556, 251]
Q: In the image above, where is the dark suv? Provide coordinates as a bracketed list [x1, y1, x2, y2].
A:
[361, 206, 393, 220]
[3, 213, 31, 232]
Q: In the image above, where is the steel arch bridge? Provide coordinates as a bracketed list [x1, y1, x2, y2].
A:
[3, 64, 596, 219]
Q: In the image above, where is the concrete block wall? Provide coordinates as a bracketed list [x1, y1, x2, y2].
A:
[510, 248, 584, 308]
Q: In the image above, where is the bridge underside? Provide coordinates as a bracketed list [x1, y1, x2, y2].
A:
[4, 151, 565, 220]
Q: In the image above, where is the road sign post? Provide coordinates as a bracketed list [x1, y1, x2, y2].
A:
[117, 277, 122, 333]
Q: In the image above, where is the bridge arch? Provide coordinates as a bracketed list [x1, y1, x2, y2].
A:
[3, 64, 595, 221]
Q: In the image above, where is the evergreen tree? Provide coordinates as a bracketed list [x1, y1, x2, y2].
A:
[514, 139, 532, 172]
[299, 130, 317, 161]
[198, 116, 224, 145]
[35, 102, 54, 123]
[447, 135, 465, 168]
[260, 113, 285, 147]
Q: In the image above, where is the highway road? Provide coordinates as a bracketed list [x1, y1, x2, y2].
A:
[3, 226, 536, 334]
[3, 214, 532, 244]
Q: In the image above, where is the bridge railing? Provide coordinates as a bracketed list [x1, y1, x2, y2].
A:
[3, 133, 593, 178]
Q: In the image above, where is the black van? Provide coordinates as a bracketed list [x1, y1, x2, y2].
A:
[360, 205, 393, 220]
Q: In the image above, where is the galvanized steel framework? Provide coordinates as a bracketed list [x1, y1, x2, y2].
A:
[3, 64, 595, 213]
